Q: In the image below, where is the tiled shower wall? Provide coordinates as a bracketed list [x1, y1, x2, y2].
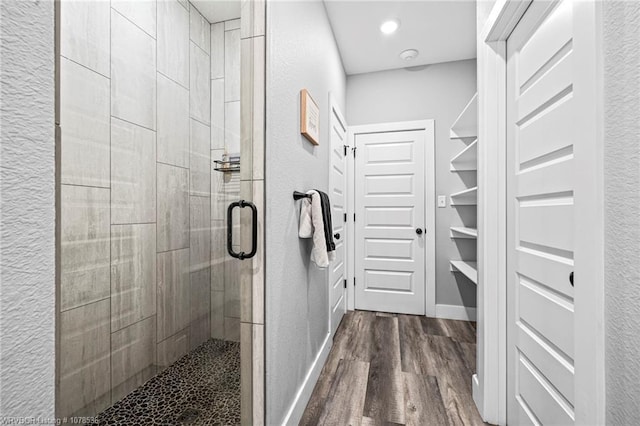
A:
[210, 18, 243, 343]
[57, 0, 233, 417]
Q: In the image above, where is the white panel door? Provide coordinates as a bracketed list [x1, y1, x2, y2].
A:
[329, 102, 347, 336]
[507, 1, 577, 424]
[354, 130, 425, 315]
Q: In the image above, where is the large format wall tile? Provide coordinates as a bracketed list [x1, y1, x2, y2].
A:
[224, 255, 240, 319]
[157, 328, 189, 371]
[111, 0, 157, 38]
[210, 22, 224, 79]
[60, 57, 110, 188]
[224, 29, 240, 102]
[111, 316, 156, 403]
[211, 219, 225, 291]
[157, 248, 190, 341]
[111, 118, 156, 224]
[189, 268, 211, 349]
[190, 195, 211, 270]
[225, 101, 241, 154]
[111, 224, 156, 332]
[211, 79, 225, 150]
[158, 0, 189, 88]
[59, 300, 111, 417]
[190, 4, 210, 54]
[157, 163, 189, 252]
[211, 290, 224, 339]
[61, 185, 110, 312]
[190, 42, 211, 125]
[240, 0, 265, 39]
[111, 10, 156, 130]
[225, 19, 240, 31]
[60, 0, 110, 76]
[157, 73, 189, 168]
[190, 119, 211, 197]
[210, 149, 226, 221]
[225, 317, 240, 342]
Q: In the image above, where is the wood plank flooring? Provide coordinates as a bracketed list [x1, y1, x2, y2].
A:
[300, 311, 489, 426]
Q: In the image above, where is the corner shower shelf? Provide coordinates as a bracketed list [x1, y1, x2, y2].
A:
[450, 186, 478, 206]
[214, 159, 240, 173]
[450, 260, 478, 284]
[450, 227, 478, 239]
[450, 93, 478, 139]
[450, 139, 478, 172]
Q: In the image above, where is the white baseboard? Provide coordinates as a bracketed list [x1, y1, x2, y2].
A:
[435, 303, 477, 321]
[281, 333, 332, 426]
[472, 373, 484, 420]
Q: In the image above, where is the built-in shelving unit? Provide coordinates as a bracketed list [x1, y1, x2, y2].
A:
[450, 139, 478, 171]
[450, 93, 478, 286]
[450, 93, 478, 139]
[450, 227, 478, 239]
[450, 186, 478, 206]
[450, 260, 478, 285]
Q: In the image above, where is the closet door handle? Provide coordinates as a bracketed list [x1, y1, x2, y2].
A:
[334, 233, 341, 240]
[227, 200, 258, 260]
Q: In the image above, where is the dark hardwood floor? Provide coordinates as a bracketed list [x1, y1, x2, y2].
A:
[300, 311, 488, 426]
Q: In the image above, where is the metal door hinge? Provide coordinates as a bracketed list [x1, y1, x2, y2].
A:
[352, 147, 357, 158]
[344, 145, 349, 156]
[343, 279, 347, 289]
[353, 213, 356, 222]
[354, 277, 356, 286]
[344, 213, 347, 222]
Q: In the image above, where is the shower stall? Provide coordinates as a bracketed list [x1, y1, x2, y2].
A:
[55, 0, 265, 423]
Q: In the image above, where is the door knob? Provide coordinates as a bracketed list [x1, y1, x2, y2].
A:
[416, 228, 423, 235]
[334, 233, 341, 240]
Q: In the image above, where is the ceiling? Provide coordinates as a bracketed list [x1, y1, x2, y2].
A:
[190, 0, 240, 23]
[323, 0, 477, 75]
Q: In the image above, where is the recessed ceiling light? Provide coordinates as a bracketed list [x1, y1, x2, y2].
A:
[400, 49, 419, 61]
[380, 19, 400, 34]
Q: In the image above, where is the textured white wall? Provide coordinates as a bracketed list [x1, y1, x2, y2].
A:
[347, 60, 478, 308]
[0, 0, 56, 417]
[604, 1, 640, 423]
[265, 0, 346, 423]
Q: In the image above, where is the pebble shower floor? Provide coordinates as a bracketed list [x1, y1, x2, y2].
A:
[97, 339, 240, 425]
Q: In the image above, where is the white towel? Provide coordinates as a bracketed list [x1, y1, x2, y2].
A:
[298, 190, 335, 268]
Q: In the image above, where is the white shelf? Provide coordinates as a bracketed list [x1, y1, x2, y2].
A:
[450, 139, 478, 172]
[450, 186, 478, 206]
[450, 227, 478, 239]
[450, 260, 478, 284]
[450, 93, 478, 139]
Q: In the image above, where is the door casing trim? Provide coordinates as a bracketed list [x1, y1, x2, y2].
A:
[477, 0, 605, 423]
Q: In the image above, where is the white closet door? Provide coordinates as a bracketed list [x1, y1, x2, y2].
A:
[507, 1, 576, 424]
[354, 130, 426, 315]
[329, 103, 347, 336]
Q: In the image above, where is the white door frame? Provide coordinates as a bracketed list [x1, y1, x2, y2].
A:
[346, 120, 436, 317]
[328, 93, 348, 334]
[476, 0, 605, 424]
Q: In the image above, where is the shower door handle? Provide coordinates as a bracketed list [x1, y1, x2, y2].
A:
[227, 200, 258, 260]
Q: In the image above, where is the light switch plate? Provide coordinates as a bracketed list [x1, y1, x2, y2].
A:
[438, 195, 447, 208]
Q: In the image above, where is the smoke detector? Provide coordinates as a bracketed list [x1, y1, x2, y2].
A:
[400, 49, 419, 61]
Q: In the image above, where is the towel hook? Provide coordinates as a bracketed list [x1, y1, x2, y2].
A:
[293, 191, 312, 200]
